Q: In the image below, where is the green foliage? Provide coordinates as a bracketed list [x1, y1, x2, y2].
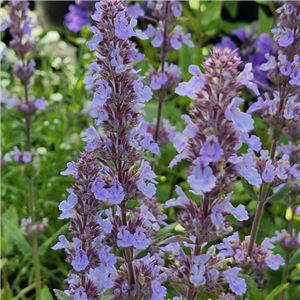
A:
[41, 286, 54, 300]
[258, 6, 273, 35]
[268, 181, 299, 203]
[264, 283, 289, 300]
[54, 290, 71, 300]
[1, 1, 299, 299]
[241, 178, 258, 201]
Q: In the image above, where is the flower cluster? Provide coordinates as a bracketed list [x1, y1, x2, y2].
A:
[144, 0, 192, 88]
[21, 217, 48, 236]
[1, 1, 48, 161]
[159, 47, 264, 298]
[143, 1, 193, 143]
[65, 0, 145, 33]
[54, 1, 168, 298]
[163, 244, 247, 296]
[217, 232, 285, 286]
[248, 2, 300, 142]
[217, 25, 276, 87]
[271, 229, 300, 253]
[172, 48, 261, 192]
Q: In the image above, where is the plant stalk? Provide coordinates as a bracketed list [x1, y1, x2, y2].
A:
[247, 136, 279, 256]
[278, 198, 296, 300]
[24, 80, 41, 300]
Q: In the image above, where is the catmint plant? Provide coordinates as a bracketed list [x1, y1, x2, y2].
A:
[144, 0, 193, 143]
[162, 47, 267, 299]
[246, 1, 300, 261]
[1, 1, 48, 299]
[53, 1, 167, 299]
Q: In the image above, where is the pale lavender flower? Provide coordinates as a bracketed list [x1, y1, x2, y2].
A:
[175, 65, 205, 99]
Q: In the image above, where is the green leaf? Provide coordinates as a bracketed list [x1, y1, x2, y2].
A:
[255, 0, 268, 4]
[290, 247, 300, 266]
[224, 1, 238, 19]
[54, 289, 70, 300]
[289, 268, 300, 282]
[245, 274, 263, 300]
[39, 223, 68, 256]
[258, 7, 272, 35]
[201, 1, 223, 27]
[41, 286, 54, 300]
[241, 178, 258, 201]
[2, 218, 31, 256]
[267, 181, 298, 203]
[265, 283, 289, 300]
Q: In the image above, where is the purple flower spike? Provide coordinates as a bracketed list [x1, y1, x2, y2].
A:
[200, 135, 224, 162]
[175, 65, 205, 99]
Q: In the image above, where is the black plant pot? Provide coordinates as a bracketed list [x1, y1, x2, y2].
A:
[34, 1, 73, 30]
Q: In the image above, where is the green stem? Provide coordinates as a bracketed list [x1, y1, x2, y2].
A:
[28, 177, 41, 300]
[23, 73, 41, 300]
[247, 136, 279, 256]
[153, 2, 170, 142]
[278, 198, 296, 300]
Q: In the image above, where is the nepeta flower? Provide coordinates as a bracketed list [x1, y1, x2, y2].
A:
[55, 2, 166, 298]
[217, 232, 285, 284]
[164, 245, 246, 296]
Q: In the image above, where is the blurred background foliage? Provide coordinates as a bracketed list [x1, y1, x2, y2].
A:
[1, 1, 300, 299]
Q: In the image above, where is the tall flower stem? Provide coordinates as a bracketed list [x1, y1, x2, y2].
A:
[23, 82, 41, 300]
[248, 135, 279, 256]
[278, 196, 296, 300]
[153, 2, 170, 142]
